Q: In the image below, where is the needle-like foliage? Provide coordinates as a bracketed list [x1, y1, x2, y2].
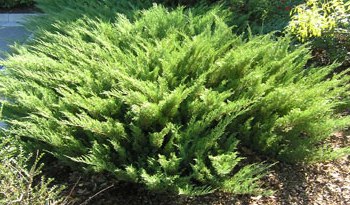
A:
[1, 5, 349, 195]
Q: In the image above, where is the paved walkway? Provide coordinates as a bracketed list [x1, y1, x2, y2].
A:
[0, 13, 36, 58]
[0, 13, 37, 26]
[0, 14, 33, 127]
[0, 26, 30, 59]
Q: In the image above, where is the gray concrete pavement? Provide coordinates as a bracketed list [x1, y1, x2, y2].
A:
[0, 13, 38, 27]
[0, 13, 39, 58]
[0, 14, 32, 128]
[0, 13, 35, 58]
[0, 26, 30, 58]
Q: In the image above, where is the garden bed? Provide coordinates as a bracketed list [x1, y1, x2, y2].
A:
[0, 0, 349, 204]
[48, 131, 350, 204]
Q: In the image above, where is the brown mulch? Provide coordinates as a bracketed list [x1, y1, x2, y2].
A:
[48, 132, 349, 205]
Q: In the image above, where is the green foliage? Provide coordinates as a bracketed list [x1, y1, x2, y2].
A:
[153, 0, 216, 6]
[288, 0, 350, 42]
[33, 0, 149, 20]
[226, 0, 304, 33]
[1, 5, 349, 195]
[0, 137, 65, 204]
[25, 0, 153, 39]
[310, 32, 350, 67]
[140, 0, 304, 34]
[29, 0, 302, 35]
[30, 0, 305, 36]
[0, 0, 34, 8]
[0, 107, 64, 204]
[286, 0, 350, 67]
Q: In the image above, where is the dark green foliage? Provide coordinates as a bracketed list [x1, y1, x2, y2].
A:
[29, 0, 304, 34]
[153, 0, 304, 33]
[153, 0, 206, 6]
[226, 0, 305, 33]
[28, 0, 151, 31]
[1, 5, 349, 195]
[152, 0, 220, 6]
[307, 33, 350, 69]
[0, 0, 34, 8]
[34, 0, 149, 19]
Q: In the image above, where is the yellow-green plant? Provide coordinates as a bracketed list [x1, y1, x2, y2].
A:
[0, 139, 65, 204]
[1, 4, 350, 196]
[0, 107, 64, 204]
[288, 0, 350, 42]
[2, 6, 273, 195]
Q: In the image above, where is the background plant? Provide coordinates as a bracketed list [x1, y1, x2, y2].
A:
[29, 0, 305, 35]
[224, 0, 303, 34]
[287, 0, 350, 67]
[0, 0, 34, 8]
[288, 0, 350, 42]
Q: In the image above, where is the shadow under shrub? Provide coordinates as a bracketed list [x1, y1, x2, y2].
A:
[1, 5, 349, 195]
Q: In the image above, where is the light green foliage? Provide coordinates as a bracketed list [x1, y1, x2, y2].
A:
[0, 138, 65, 204]
[0, 0, 34, 8]
[288, 0, 350, 42]
[1, 5, 349, 195]
[0, 104, 64, 204]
